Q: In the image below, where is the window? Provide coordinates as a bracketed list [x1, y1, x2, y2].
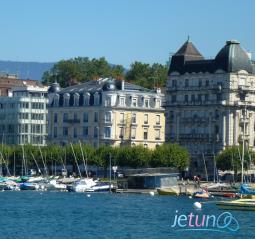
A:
[144, 99, 149, 108]
[205, 94, 209, 101]
[84, 93, 90, 106]
[105, 97, 111, 106]
[74, 128, 77, 138]
[63, 127, 68, 136]
[94, 127, 98, 138]
[198, 79, 202, 87]
[73, 93, 80, 106]
[172, 80, 177, 87]
[94, 112, 98, 122]
[105, 112, 111, 123]
[83, 112, 88, 122]
[185, 79, 189, 88]
[191, 95, 195, 102]
[94, 92, 100, 105]
[120, 113, 124, 123]
[144, 114, 148, 124]
[83, 127, 88, 137]
[63, 94, 70, 107]
[131, 127, 136, 139]
[143, 128, 148, 140]
[53, 95, 59, 107]
[155, 129, 160, 140]
[120, 97, 125, 106]
[216, 93, 222, 101]
[132, 113, 136, 124]
[119, 127, 124, 138]
[171, 95, 176, 103]
[104, 127, 111, 138]
[132, 98, 137, 107]
[156, 115, 160, 125]
[54, 127, 57, 138]
[63, 113, 68, 123]
[205, 80, 209, 87]
[198, 94, 202, 102]
[54, 113, 58, 123]
[184, 95, 188, 103]
[74, 113, 78, 121]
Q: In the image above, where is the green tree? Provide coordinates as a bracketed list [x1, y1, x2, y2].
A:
[151, 144, 189, 170]
[216, 146, 253, 173]
[42, 57, 125, 87]
[126, 61, 168, 89]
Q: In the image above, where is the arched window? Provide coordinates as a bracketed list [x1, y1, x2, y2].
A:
[83, 92, 90, 106]
[63, 93, 70, 107]
[73, 93, 80, 106]
[53, 94, 60, 107]
[94, 92, 100, 105]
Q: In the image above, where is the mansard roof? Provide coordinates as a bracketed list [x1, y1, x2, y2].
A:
[169, 40, 255, 75]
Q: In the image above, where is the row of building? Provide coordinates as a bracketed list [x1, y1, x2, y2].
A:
[1, 39, 255, 163]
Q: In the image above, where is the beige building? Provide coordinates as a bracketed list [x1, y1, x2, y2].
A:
[47, 78, 165, 149]
[166, 39, 255, 171]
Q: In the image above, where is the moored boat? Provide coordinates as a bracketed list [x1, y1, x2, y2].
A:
[216, 199, 255, 211]
[157, 186, 180, 196]
[193, 189, 210, 199]
[19, 182, 38, 190]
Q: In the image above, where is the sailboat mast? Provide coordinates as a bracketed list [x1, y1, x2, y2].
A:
[241, 105, 246, 185]
[79, 140, 88, 178]
[70, 142, 82, 178]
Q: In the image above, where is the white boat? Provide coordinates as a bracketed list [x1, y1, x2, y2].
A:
[49, 180, 67, 191]
[68, 178, 97, 192]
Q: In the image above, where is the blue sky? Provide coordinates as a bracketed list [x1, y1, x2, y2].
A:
[0, 0, 255, 67]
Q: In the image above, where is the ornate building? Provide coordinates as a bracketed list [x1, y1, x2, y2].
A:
[165, 40, 255, 170]
[47, 78, 165, 149]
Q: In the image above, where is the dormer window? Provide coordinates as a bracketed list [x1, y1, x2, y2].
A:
[53, 94, 60, 107]
[83, 92, 90, 106]
[63, 93, 70, 107]
[132, 97, 137, 107]
[94, 92, 100, 105]
[144, 98, 149, 108]
[119, 97, 125, 106]
[73, 93, 80, 106]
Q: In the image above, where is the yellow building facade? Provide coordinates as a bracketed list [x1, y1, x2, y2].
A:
[48, 78, 165, 149]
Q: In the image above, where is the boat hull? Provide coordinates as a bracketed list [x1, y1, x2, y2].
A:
[157, 187, 179, 196]
[216, 199, 255, 211]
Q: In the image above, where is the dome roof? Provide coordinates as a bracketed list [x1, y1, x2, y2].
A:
[215, 40, 253, 73]
[48, 82, 61, 93]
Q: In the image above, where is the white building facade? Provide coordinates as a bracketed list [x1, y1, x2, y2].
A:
[0, 85, 48, 145]
[166, 40, 255, 168]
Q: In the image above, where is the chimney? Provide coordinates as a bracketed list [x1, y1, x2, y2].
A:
[121, 80, 125, 90]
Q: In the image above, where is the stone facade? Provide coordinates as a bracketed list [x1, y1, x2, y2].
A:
[165, 40, 255, 161]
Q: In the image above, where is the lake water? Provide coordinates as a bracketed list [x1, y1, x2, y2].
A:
[0, 191, 254, 239]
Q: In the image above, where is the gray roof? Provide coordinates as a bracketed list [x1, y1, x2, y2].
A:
[169, 40, 255, 75]
[58, 78, 152, 94]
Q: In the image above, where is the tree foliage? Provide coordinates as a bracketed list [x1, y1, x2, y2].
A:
[42, 57, 168, 89]
[216, 146, 254, 172]
[42, 57, 125, 87]
[0, 143, 189, 176]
